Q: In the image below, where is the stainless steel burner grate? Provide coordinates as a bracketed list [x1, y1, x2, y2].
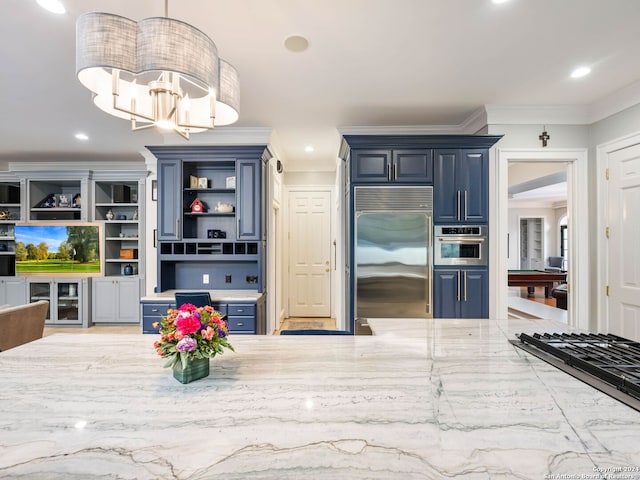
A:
[511, 332, 640, 411]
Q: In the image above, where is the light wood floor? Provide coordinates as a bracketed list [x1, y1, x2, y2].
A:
[513, 286, 560, 308]
[43, 325, 140, 336]
[274, 317, 336, 335]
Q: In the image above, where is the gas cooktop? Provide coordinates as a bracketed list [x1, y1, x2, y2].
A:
[511, 332, 640, 411]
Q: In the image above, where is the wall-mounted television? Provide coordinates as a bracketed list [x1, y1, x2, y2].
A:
[14, 223, 103, 276]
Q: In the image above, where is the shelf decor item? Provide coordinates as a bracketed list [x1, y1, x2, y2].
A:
[190, 198, 204, 213]
[153, 304, 234, 384]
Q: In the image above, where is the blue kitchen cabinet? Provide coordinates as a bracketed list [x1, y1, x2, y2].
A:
[351, 149, 432, 183]
[236, 159, 260, 240]
[157, 159, 182, 240]
[434, 149, 488, 224]
[141, 297, 265, 335]
[433, 267, 488, 318]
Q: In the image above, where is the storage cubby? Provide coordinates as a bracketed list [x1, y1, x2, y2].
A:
[0, 180, 21, 278]
[29, 179, 83, 221]
[94, 180, 142, 278]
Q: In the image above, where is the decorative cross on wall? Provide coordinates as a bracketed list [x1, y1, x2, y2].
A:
[539, 127, 550, 147]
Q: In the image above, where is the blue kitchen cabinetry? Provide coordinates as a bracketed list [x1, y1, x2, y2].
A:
[351, 148, 433, 183]
[236, 159, 260, 240]
[141, 295, 266, 334]
[434, 149, 488, 224]
[340, 135, 501, 324]
[147, 146, 271, 334]
[157, 160, 182, 241]
[433, 267, 488, 318]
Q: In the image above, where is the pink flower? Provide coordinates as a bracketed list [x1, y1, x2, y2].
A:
[176, 313, 201, 335]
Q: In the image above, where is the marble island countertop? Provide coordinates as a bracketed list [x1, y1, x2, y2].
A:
[1, 318, 639, 479]
[141, 289, 263, 302]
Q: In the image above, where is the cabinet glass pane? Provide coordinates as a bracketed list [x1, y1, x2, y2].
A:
[57, 282, 79, 321]
[29, 282, 51, 319]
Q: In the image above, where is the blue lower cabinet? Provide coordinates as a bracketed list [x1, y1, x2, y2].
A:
[141, 302, 175, 334]
[227, 303, 256, 333]
[434, 267, 488, 318]
[141, 297, 263, 334]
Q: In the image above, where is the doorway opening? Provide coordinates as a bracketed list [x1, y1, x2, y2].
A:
[495, 148, 589, 331]
[507, 162, 568, 321]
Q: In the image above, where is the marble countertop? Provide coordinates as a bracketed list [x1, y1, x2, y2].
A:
[1, 318, 639, 479]
[141, 289, 263, 302]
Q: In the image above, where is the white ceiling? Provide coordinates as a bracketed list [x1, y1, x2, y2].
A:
[2, 0, 640, 172]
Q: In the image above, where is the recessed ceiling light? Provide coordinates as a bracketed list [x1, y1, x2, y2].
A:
[36, 0, 66, 14]
[284, 35, 309, 53]
[571, 66, 591, 78]
[492, 0, 511, 4]
[304, 145, 314, 153]
[75, 133, 89, 140]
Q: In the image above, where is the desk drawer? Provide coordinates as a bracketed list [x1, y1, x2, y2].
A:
[227, 304, 255, 316]
[142, 303, 174, 317]
[142, 316, 161, 334]
[227, 316, 255, 332]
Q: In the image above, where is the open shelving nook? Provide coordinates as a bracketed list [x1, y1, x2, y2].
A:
[182, 160, 238, 240]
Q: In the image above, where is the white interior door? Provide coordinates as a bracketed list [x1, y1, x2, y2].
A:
[288, 190, 331, 317]
[607, 143, 640, 341]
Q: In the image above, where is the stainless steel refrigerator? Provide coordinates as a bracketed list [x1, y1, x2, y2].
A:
[354, 186, 433, 320]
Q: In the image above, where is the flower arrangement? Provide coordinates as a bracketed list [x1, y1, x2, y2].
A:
[153, 303, 234, 369]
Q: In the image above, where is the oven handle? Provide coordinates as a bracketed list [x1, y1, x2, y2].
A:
[436, 237, 486, 243]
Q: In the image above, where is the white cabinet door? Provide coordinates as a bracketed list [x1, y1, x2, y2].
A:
[93, 278, 140, 324]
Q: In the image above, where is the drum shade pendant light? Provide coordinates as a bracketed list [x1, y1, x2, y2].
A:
[76, 1, 240, 139]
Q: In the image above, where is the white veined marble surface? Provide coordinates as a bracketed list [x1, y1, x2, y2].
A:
[1, 318, 639, 479]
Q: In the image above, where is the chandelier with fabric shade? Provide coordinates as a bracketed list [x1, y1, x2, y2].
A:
[76, 5, 240, 140]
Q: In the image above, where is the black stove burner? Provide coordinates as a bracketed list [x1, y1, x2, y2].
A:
[511, 332, 640, 411]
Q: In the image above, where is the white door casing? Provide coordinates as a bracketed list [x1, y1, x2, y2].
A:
[287, 189, 332, 317]
[604, 143, 640, 341]
[494, 148, 589, 329]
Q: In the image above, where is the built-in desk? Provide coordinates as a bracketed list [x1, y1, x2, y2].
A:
[140, 290, 265, 334]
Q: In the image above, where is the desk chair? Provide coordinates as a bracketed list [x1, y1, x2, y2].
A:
[174, 292, 212, 308]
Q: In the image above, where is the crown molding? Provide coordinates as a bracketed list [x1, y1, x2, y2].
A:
[484, 105, 591, 125]
[588, 79, 640, 123]
[482, 79, 640, 127]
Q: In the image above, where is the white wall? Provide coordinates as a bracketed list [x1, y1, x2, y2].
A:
[507, 206, 556, 270]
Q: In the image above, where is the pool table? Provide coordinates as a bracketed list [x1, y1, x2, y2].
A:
[508, 270, 567, 298]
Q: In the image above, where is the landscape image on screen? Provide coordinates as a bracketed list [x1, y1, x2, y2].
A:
[15, 225, 100, 274]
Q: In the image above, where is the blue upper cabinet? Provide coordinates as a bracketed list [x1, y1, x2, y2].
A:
[434, 148, 488, 224]
[236, 159, 260, 240]
[351, 148, 433, 184]
[157, 159, 182, 240]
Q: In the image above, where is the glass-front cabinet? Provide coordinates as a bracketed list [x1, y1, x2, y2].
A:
[28, 278, 88, 326]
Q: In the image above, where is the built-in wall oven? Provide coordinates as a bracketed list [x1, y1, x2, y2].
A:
[434, 225, 487, 266]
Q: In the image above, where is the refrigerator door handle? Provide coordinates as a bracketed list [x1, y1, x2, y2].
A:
[457, 271, 461, 302]
[464, 191, 468, 221]
[463, 271, 468, 302]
